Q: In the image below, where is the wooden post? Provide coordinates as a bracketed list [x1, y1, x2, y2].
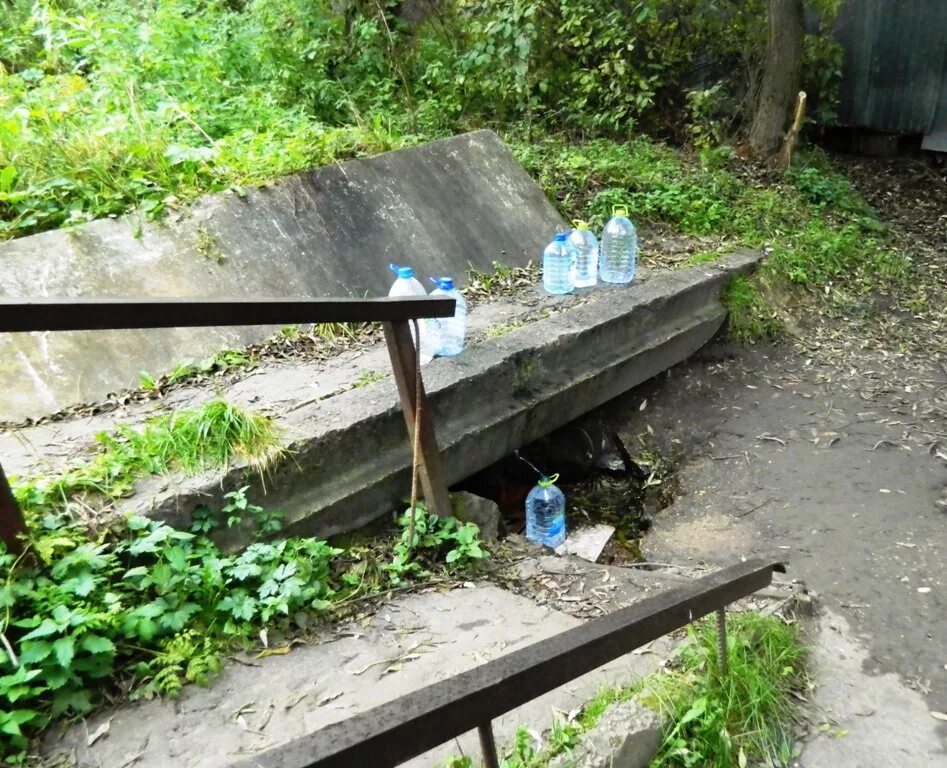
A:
[383, 320, 452, 518]
[0, 462, 26, 554]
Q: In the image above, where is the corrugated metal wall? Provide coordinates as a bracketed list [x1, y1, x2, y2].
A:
[834, 0, 947, 140]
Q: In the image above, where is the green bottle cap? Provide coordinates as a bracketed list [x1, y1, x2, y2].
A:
[538, 473, 560, 488]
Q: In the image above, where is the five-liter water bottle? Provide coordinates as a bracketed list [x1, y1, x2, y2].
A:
[388, 264, 435, 364]
[568, 220, 599, 288]
[600, 207, 637, 284]
[525, 474, 566, 548]
[543, 232, 575, 295]
[429, 277, 467, 356]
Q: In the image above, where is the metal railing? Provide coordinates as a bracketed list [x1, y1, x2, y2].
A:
[232, 557, 786, 768]
[0, 295, 456, 552]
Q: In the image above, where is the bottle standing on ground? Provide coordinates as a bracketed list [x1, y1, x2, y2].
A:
[388, 264, 436, 364]
[429, 277, 467, 356]
[599, 207, 637, 284]
[525, 474, 566, 548]
[542, 232, 576, 295]
[567, 221, 598, 288]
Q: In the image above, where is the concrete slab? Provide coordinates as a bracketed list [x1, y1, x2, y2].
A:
[48, 583, 667, 768]
[0, 130, 563, 422]
[128, 251, 761, 542]
[798, 611, 947, 766]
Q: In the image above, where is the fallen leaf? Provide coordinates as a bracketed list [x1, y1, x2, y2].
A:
[284, 691, 309, 710]
[87, 717, 112, 746]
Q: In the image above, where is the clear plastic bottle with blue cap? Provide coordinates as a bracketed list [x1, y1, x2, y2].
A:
[525, 473, 566, 548]
[600, 206, 637, 284]
[567, 220, 598, 288]
[388, 264, 435, 364]
[543, 232, 576, 295]
[429, 277, 467, 356]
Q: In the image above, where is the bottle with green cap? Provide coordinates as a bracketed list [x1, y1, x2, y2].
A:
[600, 206, 637, 284]
[525, 473, 566, 548]
[567, 220, 598, 288]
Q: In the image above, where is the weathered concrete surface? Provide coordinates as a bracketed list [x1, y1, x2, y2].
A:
[48, 582, 669, 768]
[799, 611, 946, 766]
[551, 698, 663, 768]
[0, 130, 563, 422]
[129, 251, 761, 542]
[452, 491, 502, 543]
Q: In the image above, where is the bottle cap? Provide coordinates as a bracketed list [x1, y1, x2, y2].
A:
[573, 220, 590, 231]
[429, 277, 454, 290]
[553, 232, 569, 242]
[612, 206, 629, 218]
[390, 263, 413, 279]
[538, 473, 560, 488]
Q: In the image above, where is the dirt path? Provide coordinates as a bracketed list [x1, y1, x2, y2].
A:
[611, 338, 946, 756]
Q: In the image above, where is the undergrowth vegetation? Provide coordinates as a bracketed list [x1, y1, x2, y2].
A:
[1, 0, 905, 342]
[1, 0, 843, 239]
[3, 477, 487, 763]
[12, 399, 282, 519]
[441, 612, 806, 768]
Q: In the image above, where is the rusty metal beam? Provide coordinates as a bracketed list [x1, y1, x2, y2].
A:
[0, 296, 455, 333]
[0, 462, 26, 554]
[234, 558, 786, 768]
[383, 320, 452, 519]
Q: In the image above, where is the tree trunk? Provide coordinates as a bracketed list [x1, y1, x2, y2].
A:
[749, 0, 805, 158]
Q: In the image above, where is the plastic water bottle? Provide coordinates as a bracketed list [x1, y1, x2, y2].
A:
[525, 474, 566, 548]
[543, 232, 575, 295]
[388, 264, 435, 365]
[568, 220, 598, 288]
[429, 277, 467, 356]
[600, 207, 637, 284]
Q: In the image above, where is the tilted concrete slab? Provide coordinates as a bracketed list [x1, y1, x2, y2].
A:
[127, 251, 762, 541]
[49, 582, 670, 768]
[0, 130, 562, 422]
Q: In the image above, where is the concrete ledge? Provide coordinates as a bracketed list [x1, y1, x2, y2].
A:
[131, 251, 762, 539]
[0, 130, 562, 421]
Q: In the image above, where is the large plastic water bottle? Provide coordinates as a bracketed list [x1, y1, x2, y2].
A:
[429, 277, 467, 356]
[388, 264, 435, 365]
[600, 207, 637, 284]
[568, 220, 598, 288]
[525, 474, 566, 548]
[543, 232, 575, 295]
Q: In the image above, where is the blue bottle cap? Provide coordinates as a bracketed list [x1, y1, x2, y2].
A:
[390, 263, 413, 279]
[553, 232, 570, 242]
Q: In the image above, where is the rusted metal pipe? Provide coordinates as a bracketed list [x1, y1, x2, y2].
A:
[715, 608, 728, 677]
[478, 722, 500, 768]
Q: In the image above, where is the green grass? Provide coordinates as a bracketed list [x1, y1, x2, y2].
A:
[353, 370, 386, 388]
[13, 399, 282, 519]
[645, 613, 806, 768]
[722, 275, 783, 344]
[511, 135, 910, 340]
[440, 612, 806, 768]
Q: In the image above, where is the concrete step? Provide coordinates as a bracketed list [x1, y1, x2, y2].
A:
[133, 251, 762, 541]
[49, 579, 672, 768]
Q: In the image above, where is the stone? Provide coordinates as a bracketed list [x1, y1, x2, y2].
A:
[551, 698, 663, 768]
[451, 491, 501, 543]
